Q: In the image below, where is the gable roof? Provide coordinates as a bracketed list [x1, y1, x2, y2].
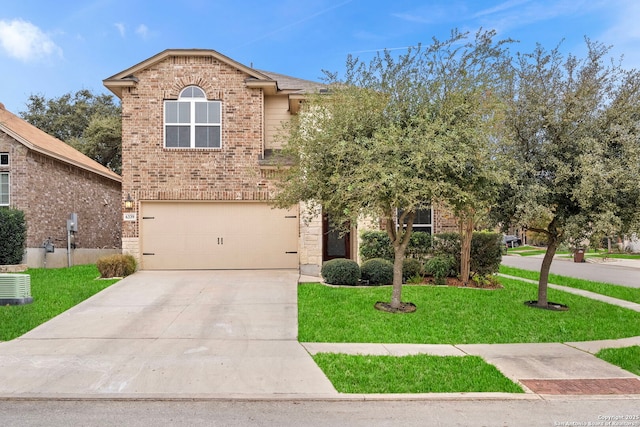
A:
[103, 49, 325, 99]
[0, 104, 121, 182]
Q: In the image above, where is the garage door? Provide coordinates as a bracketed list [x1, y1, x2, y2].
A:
[140, 202, 299, 270]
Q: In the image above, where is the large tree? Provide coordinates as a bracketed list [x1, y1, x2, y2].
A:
[20, 89, 122, 173]
[275, 30, 511, 309]
[497, 40, 640, 308]
[423, 31, 512, 284]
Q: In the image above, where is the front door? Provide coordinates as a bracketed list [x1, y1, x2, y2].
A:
[322, 213, 351, 261]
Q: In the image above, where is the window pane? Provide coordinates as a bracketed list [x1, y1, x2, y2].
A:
[0, 153, 8, 165]
[194, 126, 221, 148]
[0, 173, 8, 205]
[165, 126, 191, 147]
[177, 102, 190, 123]
[415, 208, 432, 225]
[165, 102, 178, 123]
[195, 102, 220, 124]
[180, 86, 205, 98]
[195, 103, 207, 123]
[208, 102, 220, 123]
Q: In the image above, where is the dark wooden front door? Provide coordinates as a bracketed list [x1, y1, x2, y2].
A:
[322, 214, 351, 261]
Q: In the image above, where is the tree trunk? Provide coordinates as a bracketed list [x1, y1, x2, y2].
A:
[459, 212, 474, 285]
[391, 246, 405, 308]
[537, 237, 558, 308]
[385, 210, 415, 309]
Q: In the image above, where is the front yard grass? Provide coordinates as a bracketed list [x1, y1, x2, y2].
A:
[595, 346, 640, 376]
[499, 265, 640, 304]
[312, 353, 524, 393]
[298, 278, 640, 344]
[0, 265, 118, 341]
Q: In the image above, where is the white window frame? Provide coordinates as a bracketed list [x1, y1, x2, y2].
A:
[0, 153, 8, 166]
[164, 86, 222, 149]
[397, 207, 433, 234]
[0, 172, 9, 206]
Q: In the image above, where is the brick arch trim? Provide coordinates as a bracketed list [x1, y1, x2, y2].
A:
[167, 80, 223, 100]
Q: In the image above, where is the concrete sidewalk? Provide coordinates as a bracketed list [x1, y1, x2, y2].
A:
[0, 270, 637, 400]
[299, 274, 640, 398]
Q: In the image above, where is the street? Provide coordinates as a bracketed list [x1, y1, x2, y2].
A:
[501, 255, 640, 288]
[0, 399, 639, 427]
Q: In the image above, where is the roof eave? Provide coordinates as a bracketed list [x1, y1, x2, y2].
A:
[0, 124, 122, 183]
[244, 79, 278, 95]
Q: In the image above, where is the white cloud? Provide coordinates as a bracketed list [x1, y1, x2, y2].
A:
[599, 0, 640, 69]
[0, 19, 62, 62]
[115, 22, 126, 38]
[135, 24, 149, 39]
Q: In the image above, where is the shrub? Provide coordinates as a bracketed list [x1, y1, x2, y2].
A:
[406, 231, 432, 261]
[359, 231, 393, 261]
[402, 258, 422, 282]
[321, 258, 360, 286]
[96, 254, 137, 278]
[0, 208, 27, 265]
[431, 231, 503, 278]
[360, 230, 433, 263]
[425, 255, 455, 285]
[470, 232, 502, 276]
[360, 258, 394, 285]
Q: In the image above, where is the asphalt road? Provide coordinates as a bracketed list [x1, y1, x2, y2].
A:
[0, 399, 639, 427]
[501, 255, 640, 288]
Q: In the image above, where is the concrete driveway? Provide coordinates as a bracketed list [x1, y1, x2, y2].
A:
[0, 270, 336, 398]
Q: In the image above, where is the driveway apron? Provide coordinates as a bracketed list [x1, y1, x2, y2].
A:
[0, 270, 337, 398]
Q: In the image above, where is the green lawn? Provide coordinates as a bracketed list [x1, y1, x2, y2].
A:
[312, 353, 524, 393]
[595, 346, 640, 376]
[298, 279, 640, 344]
[0, 265, 118, 341]
[499, 265, 640, 304]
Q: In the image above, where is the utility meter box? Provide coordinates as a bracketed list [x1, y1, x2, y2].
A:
[67, 213, 78, 232]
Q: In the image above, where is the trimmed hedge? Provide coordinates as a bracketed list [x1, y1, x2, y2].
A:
[360, 258, 394, 285]
[432, 231, 502, 277]
[0, 207, 27, 265]
[359, 230, 394, 261]
[402, 258, 423, 281]
[425, 255, 455, 285]
[321, 258, 361, 286]
[359, 230, 432, 262]
[96, 254, 137, 278]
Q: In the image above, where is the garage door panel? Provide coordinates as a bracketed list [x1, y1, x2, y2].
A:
[140, 202, 298, 270]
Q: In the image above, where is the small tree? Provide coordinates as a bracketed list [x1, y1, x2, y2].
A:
[0, 208, 27, 265]
[497, 40, 640, 308]
[275, 29, 511, 310]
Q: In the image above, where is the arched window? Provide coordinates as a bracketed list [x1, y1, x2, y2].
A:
[164, 86, 221, 148]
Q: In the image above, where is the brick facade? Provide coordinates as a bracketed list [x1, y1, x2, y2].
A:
[107, 50, 461, 274]
[0, 129, 121, 267]
[119, 55, 273, 244]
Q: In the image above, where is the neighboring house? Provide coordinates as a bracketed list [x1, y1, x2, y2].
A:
[0, 104, 122, 268]
[104, 49, 457, 276]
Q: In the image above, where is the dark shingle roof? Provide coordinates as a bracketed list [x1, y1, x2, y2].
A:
[257, 70, 326, 94]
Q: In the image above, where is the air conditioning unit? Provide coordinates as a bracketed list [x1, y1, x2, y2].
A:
[0, 273, 33, 305]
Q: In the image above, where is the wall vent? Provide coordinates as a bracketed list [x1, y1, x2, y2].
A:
[0, 273, 33, 305]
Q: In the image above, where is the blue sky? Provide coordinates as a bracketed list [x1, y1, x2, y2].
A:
[1, 0, 638, 113]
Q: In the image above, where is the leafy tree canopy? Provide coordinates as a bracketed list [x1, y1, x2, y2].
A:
[496, 40, 640, 307]
[274, 29, 513, 307]
[20, 89, 122, 174]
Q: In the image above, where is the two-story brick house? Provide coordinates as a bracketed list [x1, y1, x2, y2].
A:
[0, 104, 122, 268]
[104, 49, 457, 275]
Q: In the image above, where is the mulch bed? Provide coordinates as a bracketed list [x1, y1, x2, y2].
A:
[417, 276, 503, 290]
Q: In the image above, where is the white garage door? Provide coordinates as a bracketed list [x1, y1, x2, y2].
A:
[140, 202, 299, 270]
